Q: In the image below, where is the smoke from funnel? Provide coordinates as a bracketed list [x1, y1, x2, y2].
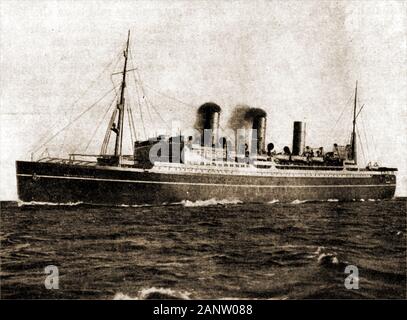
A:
[194, 102, 221, 147]
[244, 108, 267, 120]
[228, 106, 267, 155]
[227, 105, 251, 130]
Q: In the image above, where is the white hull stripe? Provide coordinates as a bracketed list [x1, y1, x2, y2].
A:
[17, 174, 396, 189]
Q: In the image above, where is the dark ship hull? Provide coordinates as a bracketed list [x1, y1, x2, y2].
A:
[16, 161, 396, 205]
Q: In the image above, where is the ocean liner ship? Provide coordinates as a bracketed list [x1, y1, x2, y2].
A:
[16, 31, 397, 205]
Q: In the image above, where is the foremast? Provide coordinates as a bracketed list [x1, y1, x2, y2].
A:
[98, 30, 131, 166]
[114, 30, 131, 161]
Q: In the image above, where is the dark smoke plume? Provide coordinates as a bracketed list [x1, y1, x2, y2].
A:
[194, 102, 221, 131]
[228, 105, 267, 130]
[244, 108, 267, 120]
[227, 105, 250, 130]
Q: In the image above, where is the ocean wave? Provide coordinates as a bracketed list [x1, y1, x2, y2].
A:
[180, 199, 243, 207]
[13, 243, 31, 250]
[114, 287, 192, 300]
[113, 288, 289, 300]
[314, 246, 342, 266]
[267, 200, 279, 204]
[327, 199, 339, 202]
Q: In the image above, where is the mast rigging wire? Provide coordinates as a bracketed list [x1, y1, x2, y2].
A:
[141, 82, 196, 108]
[30, 49, 123, 155]
[32, 86, 118, 155]
[361, 112, 378, 160]
[134, 69, 171, 130]
[356, 125, 366, 165]
[128, 51, 155, 126]
[129, 49, 171, 130]
[359, 115, 370, 160]
[101, 108, 118, 155]
[110, 52, 125, 98]
[128, 77, 148, 140]
[126, 107, 135, 151]
[329, 94, 353, 143]
[60, 50, 123, 155]
[128, 105, 138, 141]
[82, 95, 118, 153]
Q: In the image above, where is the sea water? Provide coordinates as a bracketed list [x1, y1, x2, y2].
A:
[0, 198, 405, 299]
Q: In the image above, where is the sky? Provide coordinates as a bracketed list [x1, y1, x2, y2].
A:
[1, 0, 406, 200]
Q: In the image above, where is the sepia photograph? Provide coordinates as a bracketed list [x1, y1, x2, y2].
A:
[0, 0, 406, 307]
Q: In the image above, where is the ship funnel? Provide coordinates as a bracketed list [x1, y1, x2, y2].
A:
[246, 108, 267, 155]
[292, 121, 306, 156]
[195, 102, 221, 147]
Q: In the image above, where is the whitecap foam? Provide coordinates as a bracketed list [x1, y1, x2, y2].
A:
[180, 198, 242, 207]
[314, 246, 325, 255]
[114, 287, 192, 300]
[119, 203, 152, 208]
[267, 200, 280, 204]
[291, 199, 309, 204]
[113, 292, 136, 300]
[17, 200, 83, 207]
[327, 199, 339, 202]
[317, 252, 339, 265]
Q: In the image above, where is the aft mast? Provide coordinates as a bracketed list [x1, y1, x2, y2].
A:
[351, 81, 358, 164]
